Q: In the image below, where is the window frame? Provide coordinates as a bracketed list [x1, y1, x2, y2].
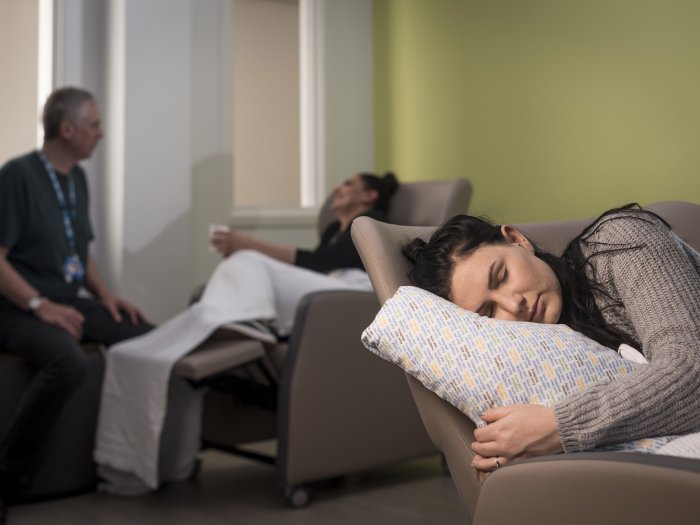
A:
[231, 0, 326, 220]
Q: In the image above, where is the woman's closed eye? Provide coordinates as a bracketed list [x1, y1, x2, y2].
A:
[490, 264, 508, 289]
[482, 267, 508, 318]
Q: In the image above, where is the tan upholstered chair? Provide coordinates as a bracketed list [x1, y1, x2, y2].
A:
[351, 201, 700, 524]
[174, 178, 472, 507]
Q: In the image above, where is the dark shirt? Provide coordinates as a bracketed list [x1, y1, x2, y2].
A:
[294, 209, 386, 273]
[0, 151, 93, 302]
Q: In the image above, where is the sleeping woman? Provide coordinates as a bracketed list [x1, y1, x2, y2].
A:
[402, 204, 700, 481]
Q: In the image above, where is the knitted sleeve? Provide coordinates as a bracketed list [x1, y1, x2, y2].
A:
[554, 214, 700, 452]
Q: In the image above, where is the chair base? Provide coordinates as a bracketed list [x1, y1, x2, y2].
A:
[0, 347, 105, 501]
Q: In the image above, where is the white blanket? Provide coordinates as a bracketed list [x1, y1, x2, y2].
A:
[94, 251, 371, 491]
[94, 304, 222, 491]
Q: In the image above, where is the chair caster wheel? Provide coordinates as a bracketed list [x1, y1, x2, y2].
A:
[286, 485, 313, 508]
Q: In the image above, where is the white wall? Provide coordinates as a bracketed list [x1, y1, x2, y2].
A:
[190, 0, 235, 292]
[324, 0, 374, 186]
[118, 0, 194, 322]
[49, 0, 374, 323]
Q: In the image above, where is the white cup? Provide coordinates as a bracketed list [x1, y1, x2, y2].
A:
[208, 223, 231, 252]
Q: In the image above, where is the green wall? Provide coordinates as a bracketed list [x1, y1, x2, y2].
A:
[374, 0, 700, 223]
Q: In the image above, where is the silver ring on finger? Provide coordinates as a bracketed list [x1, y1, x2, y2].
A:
[494, 457, 501, 469]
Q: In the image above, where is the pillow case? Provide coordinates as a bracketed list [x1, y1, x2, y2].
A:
[361, 285, 676, 453]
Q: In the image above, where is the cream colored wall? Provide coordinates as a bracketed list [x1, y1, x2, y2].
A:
[232, 0, 300, 208]
[0, 0, 39, 164]
[374, 0, 700, 223]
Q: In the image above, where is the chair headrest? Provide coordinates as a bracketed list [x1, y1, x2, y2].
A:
[318, 178, 472, 234]
[352, 200, 700, 306]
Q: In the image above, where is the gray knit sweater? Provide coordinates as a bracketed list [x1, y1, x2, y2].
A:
[554, 211, 700, 452]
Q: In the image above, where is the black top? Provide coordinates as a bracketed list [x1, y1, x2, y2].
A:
[294, 209, 386, 273]
[0, 151, 93, 302]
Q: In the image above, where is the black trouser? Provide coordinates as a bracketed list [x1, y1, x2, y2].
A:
[0, 297, 152, 496]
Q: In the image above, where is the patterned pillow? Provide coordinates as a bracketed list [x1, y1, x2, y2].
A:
[361, 286, 676, 452]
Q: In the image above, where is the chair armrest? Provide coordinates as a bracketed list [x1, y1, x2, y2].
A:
[277, 289, 434, 486]
[172, 337, 266, 382]
[474, 452, 700, 525]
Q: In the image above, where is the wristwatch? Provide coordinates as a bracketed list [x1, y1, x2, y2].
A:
[28, 295, 45, 313]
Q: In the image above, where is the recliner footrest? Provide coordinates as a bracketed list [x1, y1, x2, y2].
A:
[173, 338, 266, 382]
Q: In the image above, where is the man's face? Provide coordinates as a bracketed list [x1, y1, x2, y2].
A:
[64, 100, 103, 160]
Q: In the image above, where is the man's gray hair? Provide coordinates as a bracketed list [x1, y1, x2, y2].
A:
[42, 87, 95, 140]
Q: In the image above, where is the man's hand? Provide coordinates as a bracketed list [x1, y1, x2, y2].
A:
[471, 404, 563, 482]
[101, 294, 148, 324]
[35, 299, 85, 340]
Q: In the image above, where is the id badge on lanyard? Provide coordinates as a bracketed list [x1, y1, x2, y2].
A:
[63, 253, 85, 284]
[39, 150, 86, 284]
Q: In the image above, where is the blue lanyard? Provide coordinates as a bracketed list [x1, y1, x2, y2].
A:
[38, 149, 78, 253]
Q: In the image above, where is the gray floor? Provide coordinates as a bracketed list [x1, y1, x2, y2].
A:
[7, 448, 466, 525]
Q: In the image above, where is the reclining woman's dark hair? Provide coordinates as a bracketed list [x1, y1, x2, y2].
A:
[403, 205, 658, 350]
[403, 215, 503, 300]
[359, 171, 400, 214]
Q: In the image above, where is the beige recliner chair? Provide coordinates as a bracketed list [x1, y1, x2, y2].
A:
[351, 200, 700, 524]
[174, 178, 472, 507]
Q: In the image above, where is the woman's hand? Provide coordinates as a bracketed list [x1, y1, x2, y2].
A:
[471, 404, 563, 481]
[209, 228, 297, 264]
[210, 229, 254, 257]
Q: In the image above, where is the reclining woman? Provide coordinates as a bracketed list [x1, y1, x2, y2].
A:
[403, 204, 700, 482]
[208, 171, 400, 340]
[95, 172, 399, 494]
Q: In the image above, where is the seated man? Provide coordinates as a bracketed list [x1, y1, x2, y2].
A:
[0, 87, 151, 517]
